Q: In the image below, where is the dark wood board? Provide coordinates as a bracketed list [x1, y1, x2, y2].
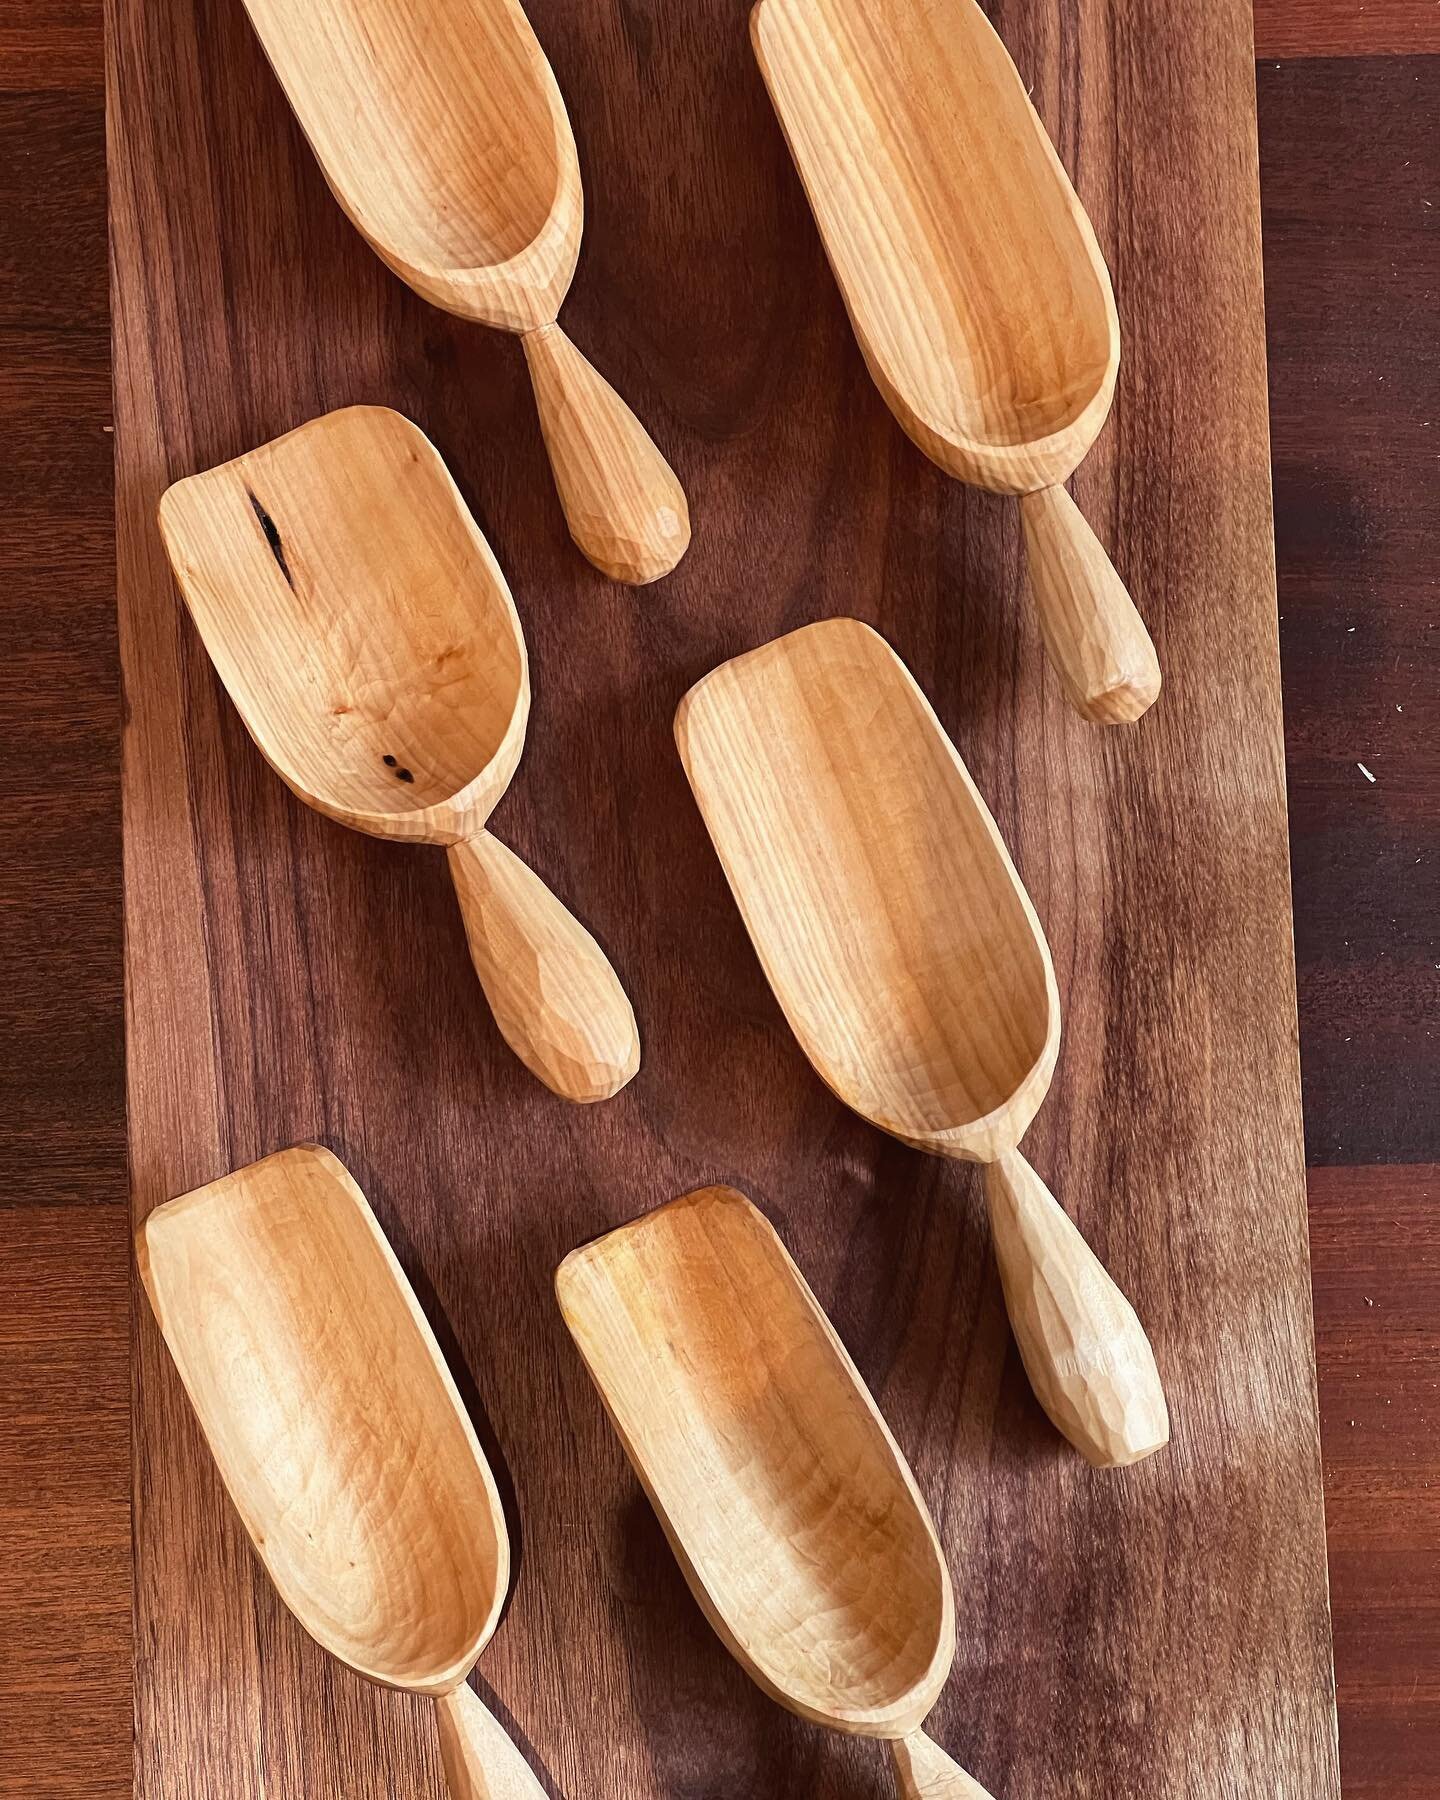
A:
[1311, 1162, 1440, 1800]
[1259, 53, 1440, 1169]
[0, 1206, 130, 1799]
[0, 6, 129, 1791]
[108, 0, 1340, 1795]
[1257, 53, 1440, 1786]
[0, 73, 119, 1209]
[1254, 2, 1440, 59]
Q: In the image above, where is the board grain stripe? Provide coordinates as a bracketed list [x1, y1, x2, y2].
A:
[1253, 1, 1440, 60]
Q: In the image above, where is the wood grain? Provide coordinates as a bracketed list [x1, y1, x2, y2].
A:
[0, 2, 104, 87]
[751, 0, 1161, 725]
[1259, 59, 1440, 1780]
[137, 1148, 511, 1698]
[0, 17, 127, 1795]
[675, 618, 1168, 1468]
[232, 0, 689, 583]
[1257, 66, 1440, 1780]
[1311, 1163, 1440, 1799]
[156, 405, 641, 1101]
[138, 1146, 558, 1800]
[0, 1206, 130, 1798]
[1253, 1, 1440, 59]
[108, 3, 1339, 1799]
[1259, 54, 1439, 1167]
[558, 1188, 961, 1739]
[0, 80, 120, 1208]
[558, 1186, 990, 1797]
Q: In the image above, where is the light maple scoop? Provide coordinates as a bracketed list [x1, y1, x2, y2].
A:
[676, 618, 1168, 1466]
[158, 405, 638, 1103]
[137, 1144, 552, 1800]
[238, 0, 688, 582]
[557, 1185, 998, 1798]
[752, 0, 1160, 722]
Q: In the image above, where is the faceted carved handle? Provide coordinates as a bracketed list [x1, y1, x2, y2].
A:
[523, 322, 690, 584]
[1020, 484, 1160, 724]
[985, 1148, 1169, 1466]
[448, 831, 639, 1103]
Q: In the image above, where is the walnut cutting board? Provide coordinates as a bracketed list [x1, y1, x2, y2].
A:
[109, 0, 1341, 1792]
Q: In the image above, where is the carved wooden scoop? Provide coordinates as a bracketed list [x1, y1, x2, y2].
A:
[558, 1185, 997, 1799]
[753, 0, 1160, 722]
[159, 405, 638, 1102]
[137, 1144, 550, 1800]
[238, 0, 688, 583]
[676, 619, 1167, 1466]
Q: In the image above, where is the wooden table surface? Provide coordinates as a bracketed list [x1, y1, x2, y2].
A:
[0, 1, 1434, 1795]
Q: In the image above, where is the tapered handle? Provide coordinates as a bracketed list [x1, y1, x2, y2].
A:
[1020, 485, 1161, 724]
[448, 831, 639, 1103]
[436, 1685, 548, 1800]
[984, 1149, 1169, 1467]
[890, 1729, 997, 1799]
[522, 322, 690, 584]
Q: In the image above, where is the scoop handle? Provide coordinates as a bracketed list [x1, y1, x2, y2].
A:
[522, 322, 690, 585]
[436, 1685, 547, 1800]
[984, 1148, 1169, 1467]
[448, 830, 639, 1103]
[890, 1729, 997, 1799]
[1019, 485, 1161, 724]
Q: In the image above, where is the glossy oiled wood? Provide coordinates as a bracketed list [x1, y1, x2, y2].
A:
[138, 1146, 546, 1799]
[752, 0, 1160, 724]
[110, 0, 1343, 1793]
[157, 407, 638, 1102]
[233, 0, 688, 582]
[558, 1187, 992, 1797]
[677, 618, 1167, 1467]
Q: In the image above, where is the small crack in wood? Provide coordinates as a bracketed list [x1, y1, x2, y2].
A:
[246, 488, 294, 589]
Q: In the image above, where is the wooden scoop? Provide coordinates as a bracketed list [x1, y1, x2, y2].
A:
[238, 0, 688, 583]
[558, 1186, 997, 1798]
[137, 1144, 550, 1800]
[752, 0, 1160, 723]
[675, 619, 1167, 1466]
[158, 405, 638, 1102]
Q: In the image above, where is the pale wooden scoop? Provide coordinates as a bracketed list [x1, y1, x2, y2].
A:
[137, 1144, 549, 1800]
[159, 405, 638, 1102]
[238, 0, 688, 583]
[557, 1185, 997, 1799]
[676, 619, 1168, 1466]
[752, 0, 1160, 722]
